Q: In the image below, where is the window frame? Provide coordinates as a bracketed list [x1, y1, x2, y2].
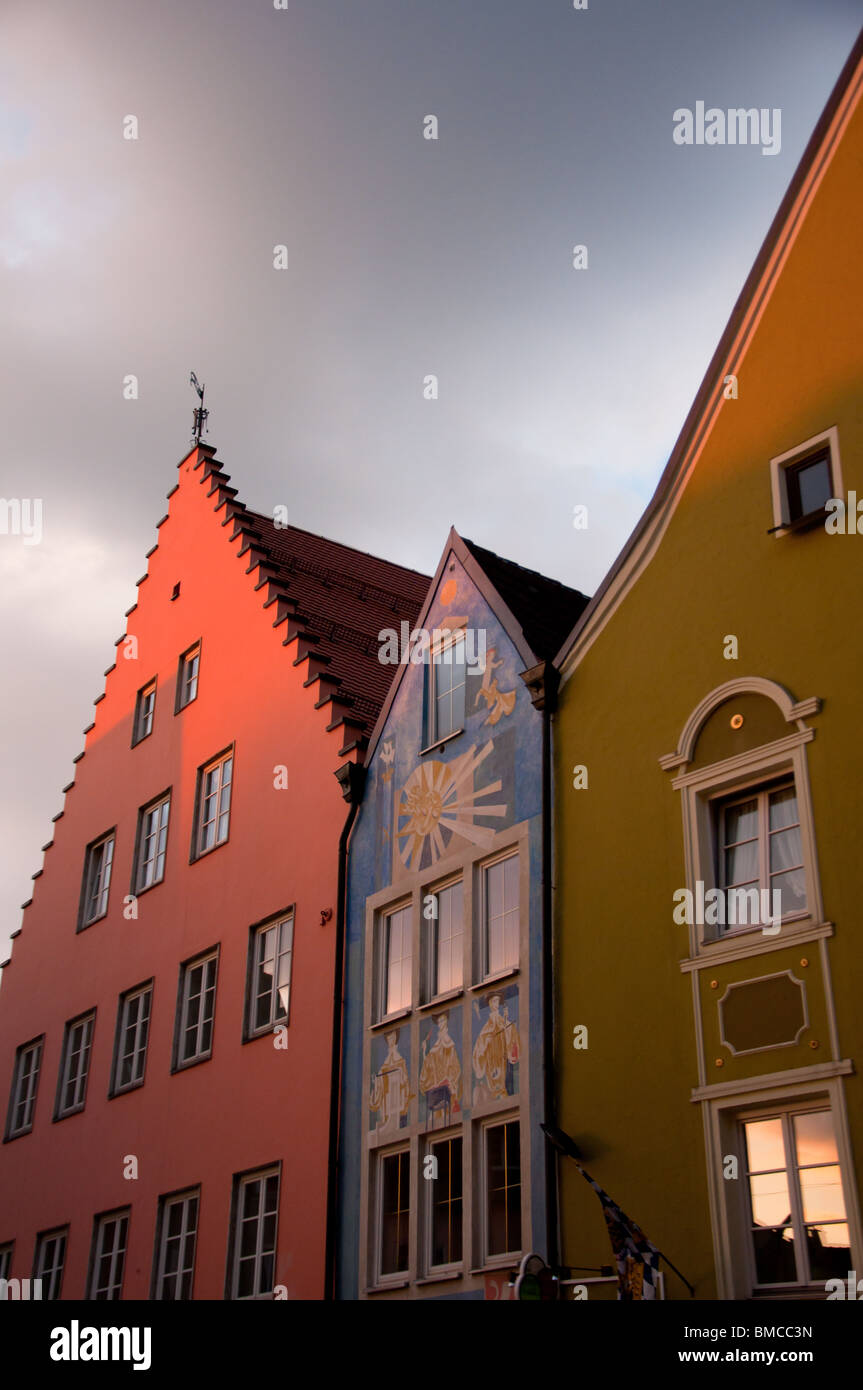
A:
[226, 1165, 281, 1300]
[375, 1144, 411, 1285]
[5, 1035, 44, 1140]
[110, 980, 153, 1097]
[190, 747, 234, 861]
[424, 1131, 464, 1275]
[423, 876, 465, 1004]
[175, 641, 201, 713]
[713, 776, 807, 936]
[480, 1114, 523, 1265]
[376, 900, 413, 1022]
[245, 910, 295, 1041]
[132, 790, 171, 894]
[425, 627, 467, 748]
[88, 1209, 130, 1300]
[479, 849, 521, 982]
[33, 1226, 68, 1300]
[769, 426, 842, 536]
[54, 1009, 96, 1120]
[152, 1188, 200, 1301]
[77, 829, 116, 930]
[132, 678, 157, 746]
[173, 948, 219, 1072]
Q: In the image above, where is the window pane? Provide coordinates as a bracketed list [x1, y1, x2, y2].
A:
[749, 1171, 792, 1228]
[380, 1152, 409, 1275]
[770, 868, 807, 914]
[752, 1226, 796, 1285]
[793, 1111, 839, 1167]
[431, 1137, 463, 1266]
[724, 842, 758, 886]
[487, 1122, 521, 1256]
[799, 1166, 845, 1224]
[796, 457, 831, 515]
[807, 1224, 851, 1281]
[725, 798, 758, 844]
[768, 787, 798, 831]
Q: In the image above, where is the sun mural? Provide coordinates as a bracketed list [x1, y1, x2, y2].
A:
[395, 741, 507, 871]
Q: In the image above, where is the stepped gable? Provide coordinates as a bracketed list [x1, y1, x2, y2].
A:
[460, 536, 590, 659]
[245, 512, 431, 736]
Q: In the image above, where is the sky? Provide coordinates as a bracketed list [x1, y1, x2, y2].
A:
[0, 0, 860, 961]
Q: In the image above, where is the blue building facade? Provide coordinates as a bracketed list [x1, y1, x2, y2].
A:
[335, 530, 586, 1299]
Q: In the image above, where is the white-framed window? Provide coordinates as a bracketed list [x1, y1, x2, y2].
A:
[79, 831, 115, 928]
[377, 903, 412, 1019]
[33, 1228, 67, 1300]
[89, 1210, 129, 1300]
[193, 750, 233, 858]
[427, 629, 466, 744]
[426, 1133, 463, 1271]
[112, 983, 152, 1094]
[482, 1117, 522, 1260]
[481, 852, 519, 977]
[770, 427, 842, 535]
[153, 1190, 199, 1300]
[56, 1011, 95, 1118]
[0, 1243, 12, 1281]
[175, 643, 200, 711]
[376, 1146, 410, 1280]
[134, 794, 170, 892]
[247, 914, 294, 1038]
[715, 777, 807, 932]
[228, 1167, 280, 1299]
[425, 879, 463, 1000]
[175, 950, 218, 1069]
[742, 1105, 850, 1290]
[6, 1036, 43, 1138]
[132, 679, 156, 745]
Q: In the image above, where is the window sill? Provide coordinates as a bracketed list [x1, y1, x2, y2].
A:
[419, 729, 464, 756]
[371, 1007, 412, 1030]
[171, 1053, 214, 1075]
[471, 967, 519, 991]
[366, 1279, 410, 1294]
[769, 506, 829, 537]
[108, 1080, 145, 1100]
[680, 919, 832, 972]
[419, 988, 464, 1013]
[133, 877, 165, 899]
[415, 1269, 464, 1286]
[189, 838, 229, 865]
[469, 1259, 521, 1276]
[243, 1023, 289, 1045]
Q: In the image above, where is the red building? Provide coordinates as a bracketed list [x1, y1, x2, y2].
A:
[0, 442, 428, 1300]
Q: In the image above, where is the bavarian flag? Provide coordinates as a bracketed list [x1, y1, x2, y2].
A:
[575, 1164, 662, 1300]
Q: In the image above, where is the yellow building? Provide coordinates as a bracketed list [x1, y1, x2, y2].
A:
[553, 35, 863, 1300]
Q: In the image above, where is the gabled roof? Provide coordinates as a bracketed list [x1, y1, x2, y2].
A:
[363, 526, 590, 768]
[461, 537, 589, 660]
[555, 28, 863, 680]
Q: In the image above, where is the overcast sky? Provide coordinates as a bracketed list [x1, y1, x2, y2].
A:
[1, 0, 860, 962]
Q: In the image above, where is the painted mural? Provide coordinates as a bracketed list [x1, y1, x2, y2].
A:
[395, 742, 508, 875]
[471, 983, 520, 1104]
[418, 1005, 464, 1129]
[369, 1027, 413, 1135]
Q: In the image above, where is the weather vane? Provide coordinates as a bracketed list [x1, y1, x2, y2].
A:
[190, 372, 209, 443]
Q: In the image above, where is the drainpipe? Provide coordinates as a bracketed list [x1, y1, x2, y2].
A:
[324, 760, 366, 1302]
[521, 658, 560, 1272]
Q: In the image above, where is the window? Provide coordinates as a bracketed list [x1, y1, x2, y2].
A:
[134, 794, 170, 892]
[743, 1107, 850, 1288]
[175, 643, 200, 711]
[79, 831, 114, 928]
[378, 904, 412, 1018]
[247, 914, 294, 1038]
[153, 1190, 199, 1300]
[770, 427, 841, 534]
[715, 778, 807, 932]
[482, 853, 519, 976]
[56, 1012, 95, 1118]
[111, 983, 152, 1094]
[6, 1037, 43, 1138]
[33, 1228, 67, 1300]
[193, 750, 233, 858]
[378, 1148, 410, 1279]
[425, 880, 463, 999]
[484, 1119, 522, 1258]
[427, 1135, 463, 1269]
[132, 679, 156, 745]
[427, 630, 466, 744]
[175, 950, 218, 1069]
[228, 1167, 280, 1299]
[0, 1244, 12, 1281]
[89, 1211, 129, 1299]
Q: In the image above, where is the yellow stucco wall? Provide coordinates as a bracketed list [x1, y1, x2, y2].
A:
[555, 73, 863, 1299]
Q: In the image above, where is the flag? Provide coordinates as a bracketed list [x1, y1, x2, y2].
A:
[575, 1164, 662, 1300]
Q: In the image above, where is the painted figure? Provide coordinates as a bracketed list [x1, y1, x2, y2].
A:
[419, 1012, 462, 1128]
[370, 1029, 412, 1135]
[472, 993, 519, 1104]
[474, 647, 516, 726]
